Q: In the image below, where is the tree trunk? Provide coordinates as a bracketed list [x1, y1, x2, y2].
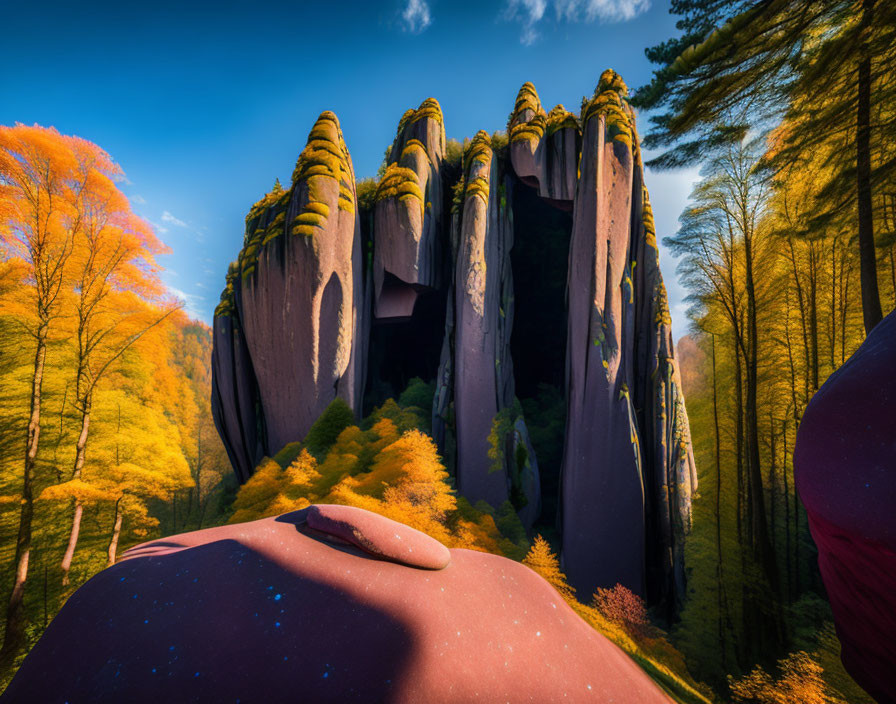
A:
[808, 242, 820, 393]
[744, 230, 778, 596]
[60, 502, 83, 587]
[857, 0, 883, 333]
[60, 401, 91, 586]
[782, 417, 793, 603]
[1, 330, 47, 664]
[711, 336, 727, 668]
[107, 499, 124, 566]
[72, 403, 90, 480]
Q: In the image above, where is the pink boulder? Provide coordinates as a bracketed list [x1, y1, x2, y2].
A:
[3, 506, 671, 703]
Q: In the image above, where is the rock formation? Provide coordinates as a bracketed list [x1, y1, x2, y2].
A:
[211, 70, 696, 616]
[2, 507, 672, 703]
[373, 98, 445, 319]
[212, 111, 366, 469]
[560, 71, 696, 615]
[794, 309, 896, 704]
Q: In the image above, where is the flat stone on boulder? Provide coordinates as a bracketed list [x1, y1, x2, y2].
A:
[306, 504, 451, 570]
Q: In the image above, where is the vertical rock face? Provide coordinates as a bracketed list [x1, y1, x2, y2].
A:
[559, 71, 696, 611]
[438, 132, 536, 511]
[210, 264, 265, 483]
[212, 71, 694, 616]
[212, 112, 365, 457]
[373, 99, 446, 319]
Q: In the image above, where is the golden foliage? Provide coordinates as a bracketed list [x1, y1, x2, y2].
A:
[230, 410, 525, 557]
[523, 534, 576, 600]
[729, 651, 845, 704]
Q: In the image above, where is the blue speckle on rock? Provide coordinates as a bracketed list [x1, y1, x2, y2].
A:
[274, 593, 281, 601]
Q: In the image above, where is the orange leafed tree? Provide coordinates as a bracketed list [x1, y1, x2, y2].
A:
[0, 123, 180, 654]
[0, 124, 89, 663]
[55, 137, 179, 586]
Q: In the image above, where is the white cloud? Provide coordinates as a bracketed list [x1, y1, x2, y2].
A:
[167, 286, 205, 319]
[505, 0, 547, 44]
[161, 211, 188, 228]
[149, 221, 168, 235]
[131, 194, 146, 205]
[555, 0, 649, 21]
[506, 0, 648, 44]
[401, 0, 431, 33]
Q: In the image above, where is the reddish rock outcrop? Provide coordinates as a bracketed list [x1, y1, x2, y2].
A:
[373, 99, 446, 319]
[794, 310, 896, 704]
[560, 71, 696, 613]
[2, 507, 672, 703]
[212, 70, 694, 617]
[213, 112, 366, 456]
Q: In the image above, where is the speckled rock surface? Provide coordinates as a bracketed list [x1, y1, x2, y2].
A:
[794, 310, 896, 704]
[2, 508, 671, 703]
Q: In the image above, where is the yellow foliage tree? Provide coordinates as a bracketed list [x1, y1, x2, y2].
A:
[230, 413, 525, 558]
[522, 534, 576, 601]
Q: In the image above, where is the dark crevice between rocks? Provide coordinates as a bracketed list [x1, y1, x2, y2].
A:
[508, 177, 572, 539]
[363, 278, 447, 415]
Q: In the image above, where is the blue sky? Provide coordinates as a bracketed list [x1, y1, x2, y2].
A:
[2, 0, 699, 340]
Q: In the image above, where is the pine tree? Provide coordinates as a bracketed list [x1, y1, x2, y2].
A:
[633, 0, 896, 333]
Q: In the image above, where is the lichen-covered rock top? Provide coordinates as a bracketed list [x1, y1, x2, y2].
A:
[581, 72, 633, 149]
[236, 111, 356, 282]
[391, 97, 446, 164]
[462, 130, 492, 207]
[3, 508, 672, 703]
[373, 98, 446, 318]
[508, 82, 579, 203]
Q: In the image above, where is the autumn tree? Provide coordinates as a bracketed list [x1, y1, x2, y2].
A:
[0, 125, 89, 662]
[522, 535, 576, 601]
[729, 651, 844, 704]
[57, 143, 179, 585]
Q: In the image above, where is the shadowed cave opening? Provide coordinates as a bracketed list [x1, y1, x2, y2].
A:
[509, 178, 572, 537]
[363, 280, 446, 416]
